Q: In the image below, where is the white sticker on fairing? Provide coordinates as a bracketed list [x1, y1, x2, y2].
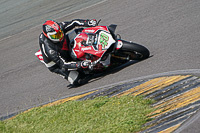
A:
[84, 29, 95, 33]
[97, 31, 116, 50]
[81, 47, 92, 51]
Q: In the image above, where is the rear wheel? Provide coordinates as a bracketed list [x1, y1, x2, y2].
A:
[115, 40, 150, 60]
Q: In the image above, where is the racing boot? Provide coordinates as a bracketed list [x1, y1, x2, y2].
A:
[68, 71, 92, 86]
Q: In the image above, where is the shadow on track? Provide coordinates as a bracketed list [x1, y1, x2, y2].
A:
[68, 55, 153, 89]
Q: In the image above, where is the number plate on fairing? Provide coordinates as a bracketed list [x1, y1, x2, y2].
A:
[98, 31, 116, 50]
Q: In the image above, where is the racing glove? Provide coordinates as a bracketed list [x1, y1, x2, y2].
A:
[88, 19, 97, 27]
[62, 61, 93, 70]
[80, 60, 92, 68]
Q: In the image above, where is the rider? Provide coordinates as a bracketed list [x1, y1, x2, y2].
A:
[39, 19, 97, 86]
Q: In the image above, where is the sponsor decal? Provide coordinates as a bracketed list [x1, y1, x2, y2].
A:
[35, 50, 44, 62]
[49, 50, 55, 55]
[81, 47, 92, 51]
[45, 25, 52, 32]
[84, 29, 96, 33]
[51, 23, 59, 30]
[38, 55, 43, 60]
[100, 33, 109, 48]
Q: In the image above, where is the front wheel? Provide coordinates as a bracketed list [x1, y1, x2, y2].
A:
[115, 40, 150, 60]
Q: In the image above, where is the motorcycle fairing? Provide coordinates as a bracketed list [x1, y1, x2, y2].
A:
[71, 26, 116, 62]
[83, 26, 109, 33]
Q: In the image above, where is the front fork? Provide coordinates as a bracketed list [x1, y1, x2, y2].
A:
[113, 40, 138, 60]
[113, 40, 130, 61]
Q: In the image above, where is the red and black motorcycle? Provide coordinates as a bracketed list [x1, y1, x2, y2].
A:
[36, 23, 150, 78]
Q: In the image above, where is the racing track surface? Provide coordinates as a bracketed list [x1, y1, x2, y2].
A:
[1, 0, 200, 132]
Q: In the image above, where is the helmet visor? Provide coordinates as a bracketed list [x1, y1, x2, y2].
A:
[50, 29, 64, 39]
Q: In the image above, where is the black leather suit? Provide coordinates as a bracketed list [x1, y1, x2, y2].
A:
[39, 19, 95, 80]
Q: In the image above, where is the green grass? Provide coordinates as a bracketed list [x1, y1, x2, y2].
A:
[0, 96, 155, 133]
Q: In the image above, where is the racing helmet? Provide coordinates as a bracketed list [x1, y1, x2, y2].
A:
[43, 20, 64, 43]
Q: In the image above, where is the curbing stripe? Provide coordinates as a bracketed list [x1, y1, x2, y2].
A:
[151, 76, 198, 101]
[144, 103, 200, 128]
[151, 87, 200, 117]
[131, 75, 191, 96]
[41, 90, 97, 107]
[116, 77, 166, 97]
[158, 123, 181, 133]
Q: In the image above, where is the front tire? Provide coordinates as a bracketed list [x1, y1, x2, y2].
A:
[116, 40, 150, 60]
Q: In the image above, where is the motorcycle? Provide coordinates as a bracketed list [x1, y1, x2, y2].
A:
[35, 23, 150, 83]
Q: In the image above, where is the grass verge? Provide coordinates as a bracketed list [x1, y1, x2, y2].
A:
[0, 96, 154, 133]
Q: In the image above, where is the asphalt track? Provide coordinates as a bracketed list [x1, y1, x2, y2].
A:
[0, 0, 200, 132]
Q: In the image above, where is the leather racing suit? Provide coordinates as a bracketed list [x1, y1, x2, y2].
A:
[39, 19, 97, 85]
